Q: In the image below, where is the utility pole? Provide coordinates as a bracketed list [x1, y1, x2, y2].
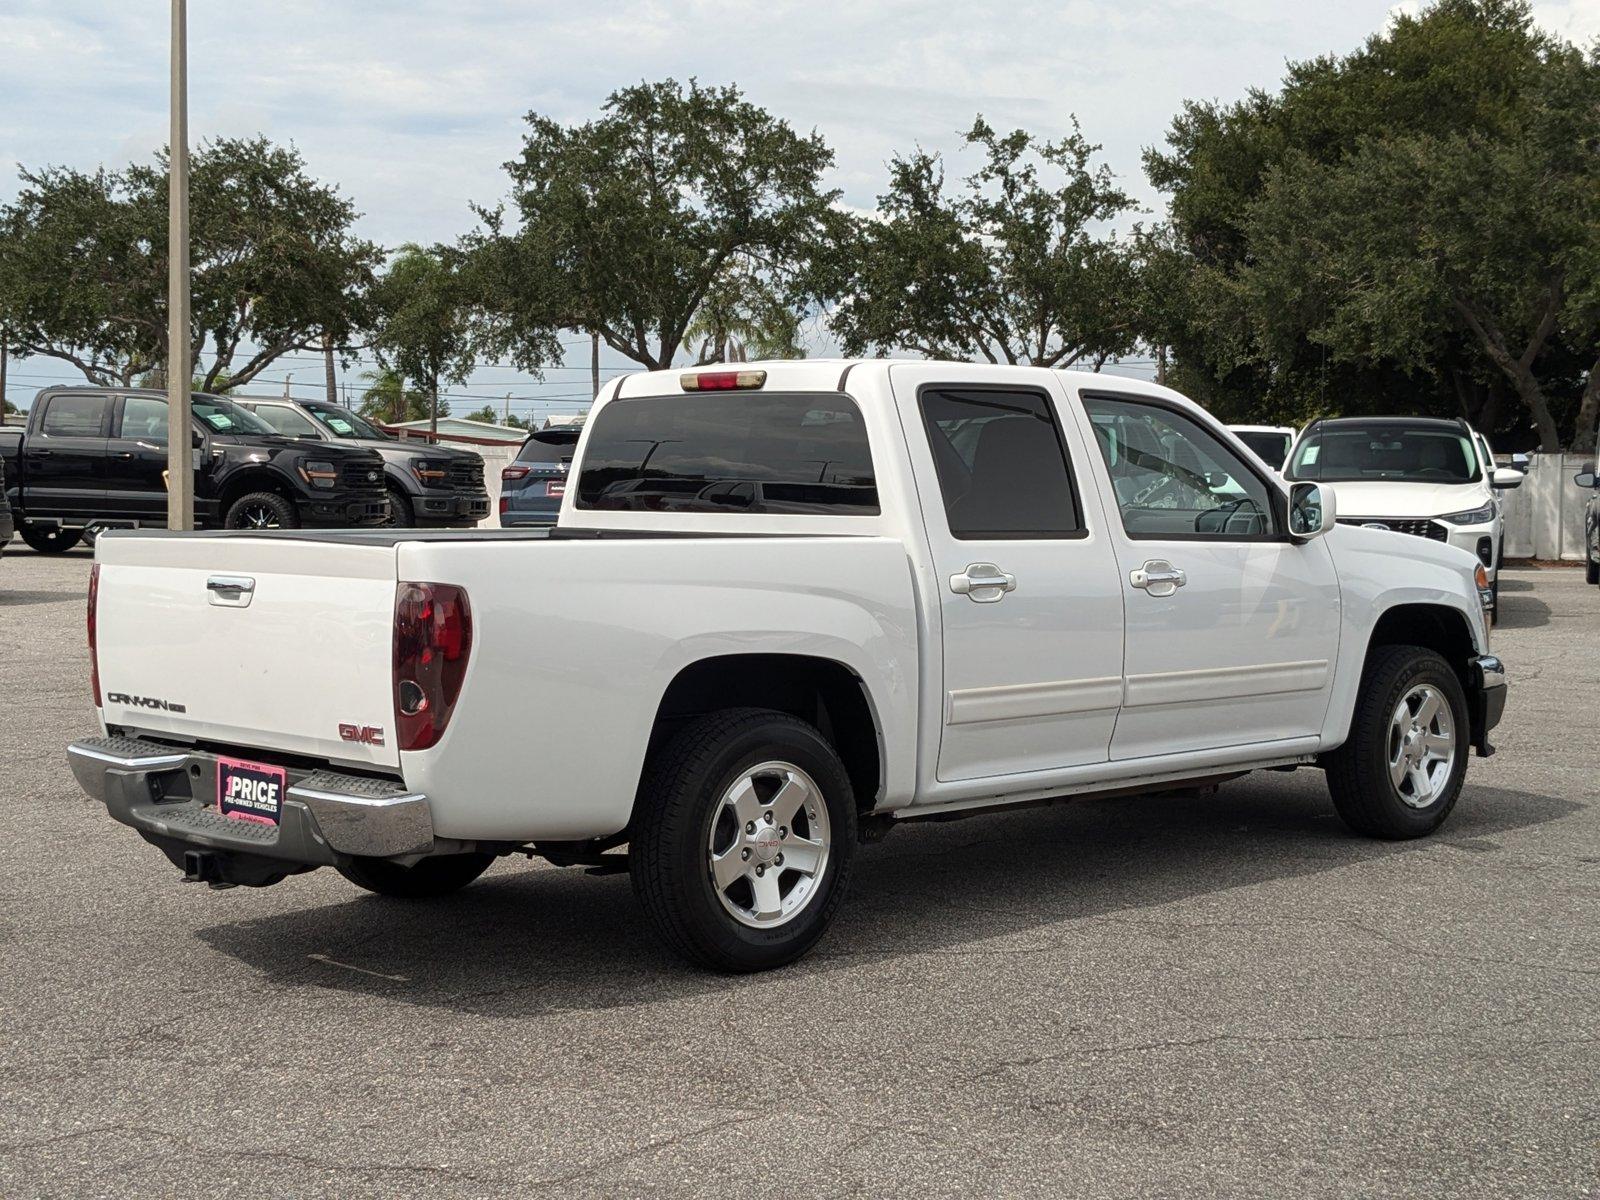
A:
[283, 373, 292, 400]
[164, 0, 194, 531]
[504, 392, 511, 425]
[591, 331, 600, 400]
[323, 333, 337, 404]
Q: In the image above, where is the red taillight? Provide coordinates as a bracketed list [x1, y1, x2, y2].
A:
[502, 465, 530, 481]
[88, 564, 102, 707]
[498, 495, 509, 516]
[393, 583, 472, 752]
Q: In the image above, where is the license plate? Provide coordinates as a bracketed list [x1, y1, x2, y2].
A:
[216, 756, 287, 826]
[546, 480, 566, 498]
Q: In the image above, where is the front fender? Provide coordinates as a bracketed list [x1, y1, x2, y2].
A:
[1321, 525, 1489, 749]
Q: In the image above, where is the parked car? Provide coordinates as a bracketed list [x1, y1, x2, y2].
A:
[1229, 424, 1297, 470]
[499, 426, 579, 526]
[0, 387, 389, 552]
[0, 456, 14, 560]
[1285, 416, 1523, 619]
[1577, 463, 1600, 585]
[70, 361, 1505, 972]
[234, 398, 489, 529]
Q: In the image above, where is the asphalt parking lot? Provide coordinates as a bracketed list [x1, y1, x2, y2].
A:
[1, 545, 1595, 1199]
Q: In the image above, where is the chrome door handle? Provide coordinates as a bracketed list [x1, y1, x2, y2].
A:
[207, 575, 255, 607]
[1130, 560, 1186, 597]
[950, 563, 1016, 603]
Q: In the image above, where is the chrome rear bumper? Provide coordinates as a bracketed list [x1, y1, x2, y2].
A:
[67, 736, 434, 862]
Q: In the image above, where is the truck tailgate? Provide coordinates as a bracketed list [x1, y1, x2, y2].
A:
[94, 534, 400, 769]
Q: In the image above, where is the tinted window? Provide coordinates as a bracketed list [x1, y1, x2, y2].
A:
[919, 388, 1081, 538]
[120, 396, 170, 440]
[1085, 396, 1277, 539]
[41, 394, 109, 437]
[1235, 430, 1292, 467]
[250, 405, 321, 438]
[516, 430, 580, 466]
[576, 392, 877, 515]
[1287, 423, 1480, 484]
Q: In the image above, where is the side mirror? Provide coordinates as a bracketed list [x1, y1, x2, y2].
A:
[1288, 481, 1336, 541]
[1576, 470, 1598, 489]
[1491, 466, 1525, 489]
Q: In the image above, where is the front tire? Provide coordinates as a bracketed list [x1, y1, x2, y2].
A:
[337, 852, 495, 898]
[1325, 645, 1469, 839]
[383, 486, 415, 528]
[19, 525, 83, 554]
[1588, 556, 1599, 586]
[630, 708, 857, 973]
[224, 491, 299, 531]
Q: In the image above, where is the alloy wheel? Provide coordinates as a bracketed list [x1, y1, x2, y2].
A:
[1387, 683, 1456, 808]
[706, 761, 831, 929]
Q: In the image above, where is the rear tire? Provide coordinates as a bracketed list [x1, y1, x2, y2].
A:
[1588, 557, 1599, 586]
[383, 486, 415, 528]
[630, 707, 857, 973]
[1325, 645, 1469, 839]
[337, 852, 495, 899]
[224, 491, 299, 530]
[19, 525, 83, 554]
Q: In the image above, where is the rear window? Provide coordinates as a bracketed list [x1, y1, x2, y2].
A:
[516, 430, 580, 466]
[41, 394, 110, 437]
[1235, 430, 1292, 466]
[576, 392, 877, 515]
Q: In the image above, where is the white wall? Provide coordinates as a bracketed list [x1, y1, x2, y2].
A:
[475, 445, 520, 529]
[1499, 453, 1590, 561]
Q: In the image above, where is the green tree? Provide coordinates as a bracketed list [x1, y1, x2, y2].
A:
[356, 367, 441, 424]
[1144, 0, 1600, 450]
[470, 79, 838, 373]
[822, 117, 1140, 368]
[0, 137, 380, 391]
[463, 404, 502, 424]
[369, 245, 476, 435]
[683, 259, 805, 362]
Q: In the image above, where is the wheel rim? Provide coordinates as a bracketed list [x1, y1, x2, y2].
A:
[707, 760, 831, 930]
[1387, 684, 1456, 809]
[237, 504, 281, 530]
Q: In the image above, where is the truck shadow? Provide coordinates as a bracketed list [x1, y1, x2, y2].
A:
[1494, 592, 1551, 629]
[0, 589, 82, 607]
[196, 778, 1578, 1016]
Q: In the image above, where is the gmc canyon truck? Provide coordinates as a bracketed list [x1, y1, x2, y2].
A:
[233, 398, 490, 529]
[0, 387, 389, 551]
[69, 361, 1507, 972]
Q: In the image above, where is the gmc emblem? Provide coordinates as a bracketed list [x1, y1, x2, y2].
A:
[339, 723, 386, 746]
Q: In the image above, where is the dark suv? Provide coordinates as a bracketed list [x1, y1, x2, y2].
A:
[500, 426, 580, 527]
[0, 387, 388, 551]
[236, 398, 489, 528]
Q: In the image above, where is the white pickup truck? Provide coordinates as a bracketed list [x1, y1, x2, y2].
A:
[70, 361, 1507, 972]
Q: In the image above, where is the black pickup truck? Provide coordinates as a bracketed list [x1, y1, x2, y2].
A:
[234, 397, 489, 528]
[0, 387, 390, 552]
[0, 453, 14, 561]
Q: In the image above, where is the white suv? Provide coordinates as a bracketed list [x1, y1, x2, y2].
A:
[1285, 417, 1524, 619]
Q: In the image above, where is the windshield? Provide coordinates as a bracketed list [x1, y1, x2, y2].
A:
[1287, 424, 1481, 484]
[301, 402, 391, 440]
[191, 396, 277, 437]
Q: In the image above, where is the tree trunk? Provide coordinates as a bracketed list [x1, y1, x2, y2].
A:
[429, 377, 439, 439]
[1573, 352, 1600, 455]
[1452, 295, 1563, 452]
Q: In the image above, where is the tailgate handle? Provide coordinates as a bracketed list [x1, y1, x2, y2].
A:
[207, 575, 255, 607]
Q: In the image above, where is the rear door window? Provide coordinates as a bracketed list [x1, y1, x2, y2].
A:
[918, 387, 1083, 538]
[576, 392, 877, 515]
[41, 394, 111, 438]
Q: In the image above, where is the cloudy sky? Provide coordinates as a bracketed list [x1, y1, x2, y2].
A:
[2, 0, 1595, 419]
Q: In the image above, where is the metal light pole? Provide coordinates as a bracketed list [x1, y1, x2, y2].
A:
[165, 0, 194, 530]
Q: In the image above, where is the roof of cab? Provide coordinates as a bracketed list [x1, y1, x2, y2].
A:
[610, 359, 1176, 401]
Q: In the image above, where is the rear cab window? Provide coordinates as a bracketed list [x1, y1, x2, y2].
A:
[576, 392, 877, 515]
